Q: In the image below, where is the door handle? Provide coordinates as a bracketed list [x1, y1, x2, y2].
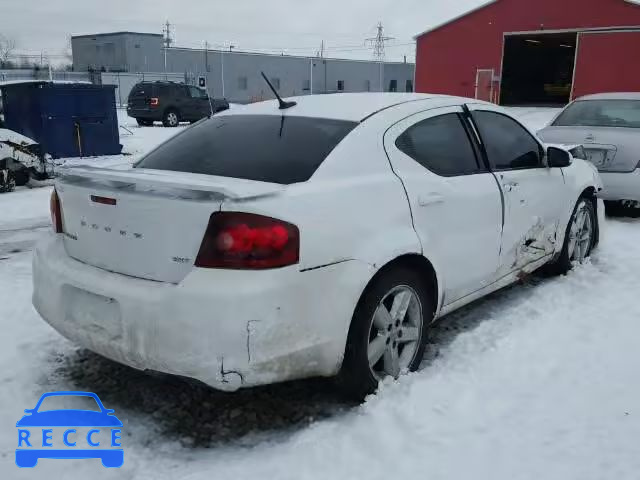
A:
[418, 193, 445, 207]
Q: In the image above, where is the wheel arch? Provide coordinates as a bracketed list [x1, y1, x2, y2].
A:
[579, 186, 600, 247]
[356, 253, 441, 322]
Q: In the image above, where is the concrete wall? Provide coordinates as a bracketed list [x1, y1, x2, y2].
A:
[72, 33, 163, 72]
[165, 48, 415, 103]
[72, 32, 415, 103]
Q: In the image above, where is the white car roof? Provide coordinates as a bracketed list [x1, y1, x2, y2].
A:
[576, 92, 640, 101]
[226, 93, 474, 122]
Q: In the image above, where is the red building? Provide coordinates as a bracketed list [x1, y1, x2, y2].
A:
[414, 0, 640, 105]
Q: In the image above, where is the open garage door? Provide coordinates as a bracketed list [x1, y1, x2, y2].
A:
[572, 30, 640, 100]
[500, 32, 577, 106]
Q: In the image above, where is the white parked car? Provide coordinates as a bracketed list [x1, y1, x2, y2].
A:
[538, 93, 640, 209]
[33, 93, 604, 400]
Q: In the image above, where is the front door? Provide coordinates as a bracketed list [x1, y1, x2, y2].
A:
[384, 106, 503, 305]
[468, 105, 567, 274]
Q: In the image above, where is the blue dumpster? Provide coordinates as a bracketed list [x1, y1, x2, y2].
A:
[0, 81, 122, 159]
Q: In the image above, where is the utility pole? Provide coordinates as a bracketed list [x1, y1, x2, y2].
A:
[366, 22, 394, 92]
[162, 20, 173, 79]
[204, 41, 210, 72]
[220, 43, 235, 99]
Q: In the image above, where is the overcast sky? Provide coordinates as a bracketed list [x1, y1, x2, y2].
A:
[1, 0, 489, 63]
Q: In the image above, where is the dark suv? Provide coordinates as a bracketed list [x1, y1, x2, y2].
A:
[127, 81, 229, 127]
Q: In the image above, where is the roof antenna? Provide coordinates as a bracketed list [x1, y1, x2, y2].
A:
[261, 72, 297, 110]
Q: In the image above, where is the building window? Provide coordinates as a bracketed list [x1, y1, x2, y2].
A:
[406, 79, 413, 92]
[303, 79, 310, 91]
[271, 78, 280, 90]
[337, 80, 345, 91]
[389, 79, 397, 92]
[364, 80, 371, 92]
[238, 76, 248, 90]
[134, 44, 141, 49]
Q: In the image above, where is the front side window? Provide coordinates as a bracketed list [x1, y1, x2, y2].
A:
[473, 111, 542, 170]
[395, 113, 482, 177]
[553, 99, 640, 128]
[188, 86, 207, 99]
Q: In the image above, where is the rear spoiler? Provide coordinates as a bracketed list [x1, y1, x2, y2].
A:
[56, 166, 283, 201]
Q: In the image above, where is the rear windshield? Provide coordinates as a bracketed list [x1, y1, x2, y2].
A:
[553, 100, 640, 128]
[135, 114, 358, 184]
[129, 84, 154, 98]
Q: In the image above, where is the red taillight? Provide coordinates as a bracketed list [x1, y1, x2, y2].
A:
[50, 189, 63, 233]
[195, 212, 299, 269]
[149, 97, 159, 106]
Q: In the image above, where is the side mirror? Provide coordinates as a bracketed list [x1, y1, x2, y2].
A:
[547, 146, 572, 168]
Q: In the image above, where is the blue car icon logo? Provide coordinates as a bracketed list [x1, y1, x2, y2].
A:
[16, 391, 123, 468]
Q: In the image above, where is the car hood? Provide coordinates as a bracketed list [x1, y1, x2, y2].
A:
[16, 410, 123, 427]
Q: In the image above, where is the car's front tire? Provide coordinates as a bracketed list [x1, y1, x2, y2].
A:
[338, 266, 433, 401]
[549, 197, 597, 275]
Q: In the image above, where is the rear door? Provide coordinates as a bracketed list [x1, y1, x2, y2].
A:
[165, 84, 189, 119]
[468, 105, 567, 273]
[384, 106, 503, 305]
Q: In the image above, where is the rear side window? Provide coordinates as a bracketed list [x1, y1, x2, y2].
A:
[553, 100, 640, 128]
[135, 115, 357, 184]
[395, 113, 482, 176]
[473, 111, 542, 170]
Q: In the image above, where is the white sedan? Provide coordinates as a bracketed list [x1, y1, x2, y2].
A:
[33, 93, 603, 400]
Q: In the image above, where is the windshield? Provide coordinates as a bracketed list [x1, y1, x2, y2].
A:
[135, 114, 357, 184]
[553, 100, 640, 128]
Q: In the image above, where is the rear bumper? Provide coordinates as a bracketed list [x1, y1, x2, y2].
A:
[32, 235, 372, 391]
[126, 107, 159, 120]
[598, 169, 640, 202]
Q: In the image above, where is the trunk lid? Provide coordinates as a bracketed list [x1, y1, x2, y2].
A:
[56, 167, 283, 283]
[538, 126, 640, 172]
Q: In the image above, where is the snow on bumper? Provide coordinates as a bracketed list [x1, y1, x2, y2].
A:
[599, 169, 640, 202]
[33, 235, 372, 391]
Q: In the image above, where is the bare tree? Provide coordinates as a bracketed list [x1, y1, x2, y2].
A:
[0, 34, 17, 67]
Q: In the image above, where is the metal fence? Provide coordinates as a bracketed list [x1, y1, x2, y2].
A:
[0, 69, 90, 83]
[101, 72, 190, 107]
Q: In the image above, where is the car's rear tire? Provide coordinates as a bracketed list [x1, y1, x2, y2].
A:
[136, 118, 153, 127]
[548, 197, 597, 275]
[337, 266, 433, 401]
[162, 109, 180, 127]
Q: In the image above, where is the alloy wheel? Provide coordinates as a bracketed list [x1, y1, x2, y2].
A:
[367, 285, 422, 379]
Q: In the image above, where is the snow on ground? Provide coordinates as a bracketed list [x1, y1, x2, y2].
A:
[2, 106, 640, 480]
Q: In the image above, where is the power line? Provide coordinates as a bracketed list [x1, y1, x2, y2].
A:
[365, 22, 395, 92]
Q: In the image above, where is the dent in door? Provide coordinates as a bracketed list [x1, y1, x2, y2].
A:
[507, 217, 558, 270]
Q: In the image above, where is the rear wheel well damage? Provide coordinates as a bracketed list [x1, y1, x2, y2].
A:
[356, 254, 439, 321]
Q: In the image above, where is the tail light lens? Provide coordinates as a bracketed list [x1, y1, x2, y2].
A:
[149, 97, 159, 106]
[195, 212, 299, 269]
[50, 189, 63, 233]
